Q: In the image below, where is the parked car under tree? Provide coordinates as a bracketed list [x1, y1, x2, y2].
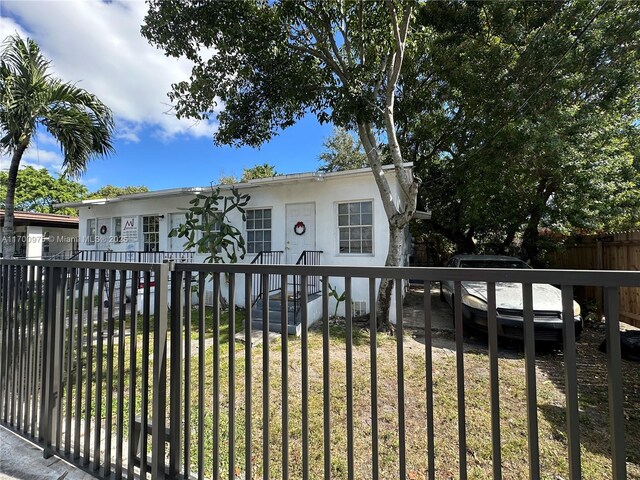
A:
[441, 255, 583, 343]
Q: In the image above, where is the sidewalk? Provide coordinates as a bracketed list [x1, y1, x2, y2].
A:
[0, 427, 96, 480]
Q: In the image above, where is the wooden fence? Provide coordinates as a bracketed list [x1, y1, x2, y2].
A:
[548, 231, 640, 327]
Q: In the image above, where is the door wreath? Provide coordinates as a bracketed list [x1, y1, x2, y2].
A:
[294, 221, 306, 235]
[99, 225, 108, 235]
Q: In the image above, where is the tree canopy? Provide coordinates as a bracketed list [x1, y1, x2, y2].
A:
[397, 1, 640, 261]
[87, 184, 149, 199]
[318, 127, 368, 173]
[0, 166, 88, 215]
[241, 163, 279, 182]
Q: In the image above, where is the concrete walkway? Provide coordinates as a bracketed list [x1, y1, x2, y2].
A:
[0, 427, 96, 480]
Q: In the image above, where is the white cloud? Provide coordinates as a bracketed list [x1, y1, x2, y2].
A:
[0, 145, 63, 173]
[1, 0, 217, 140]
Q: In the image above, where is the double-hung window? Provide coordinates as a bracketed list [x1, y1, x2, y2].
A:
[338, 201, 373, 254]
[246, 208, 272, 253]
[143, 215, 160, 252]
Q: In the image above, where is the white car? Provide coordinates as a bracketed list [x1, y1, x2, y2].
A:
[440, 255, 583, 343]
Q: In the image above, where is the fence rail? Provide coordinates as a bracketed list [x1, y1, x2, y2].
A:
[0, 259, 638, 480]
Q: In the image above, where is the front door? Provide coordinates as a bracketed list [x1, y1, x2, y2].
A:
[168, 212, 186, 251]
[285, 202, 316, 264]
[97, 217, 111, 249]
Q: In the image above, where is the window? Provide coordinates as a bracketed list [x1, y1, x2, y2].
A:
[143, 215, 160, 252]
[246, 208, 271, 253]
[338, 201, 373, 254]
[113, 217, 123, 242]
[86, 218, 96, 245]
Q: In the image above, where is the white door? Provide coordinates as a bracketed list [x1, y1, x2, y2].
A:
[97, 217, 111, 249]
[285, 203, 316, 264]
[168, 212, 186, 251]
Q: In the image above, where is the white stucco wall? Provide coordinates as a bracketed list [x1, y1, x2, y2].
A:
[74, 167, 411, 320]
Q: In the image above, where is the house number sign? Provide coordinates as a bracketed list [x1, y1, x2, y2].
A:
[294, 221, 306, 235]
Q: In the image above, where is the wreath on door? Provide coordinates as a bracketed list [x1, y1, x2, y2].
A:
[294, 221, 306, 236]
[100, 225, 108, 235]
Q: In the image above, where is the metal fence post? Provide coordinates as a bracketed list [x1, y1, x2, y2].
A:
[151, 262, 170, 479]
[40, 265, 62, 459]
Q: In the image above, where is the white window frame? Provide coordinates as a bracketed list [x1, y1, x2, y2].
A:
[142, 215, 160, 252]
[336, 200, 374, 255]
[113, 217, 123, 243]
[86, 218, 97, 246]
[246, 208, 272, 254]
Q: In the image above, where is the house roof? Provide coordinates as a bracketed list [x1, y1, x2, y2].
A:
[56, 163, 414, 209]
[0, 210, 79, 228]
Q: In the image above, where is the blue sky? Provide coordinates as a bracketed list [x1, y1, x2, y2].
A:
[0, 0, 333, 191]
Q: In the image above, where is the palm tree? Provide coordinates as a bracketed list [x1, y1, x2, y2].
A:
[0, 35, 114, 258]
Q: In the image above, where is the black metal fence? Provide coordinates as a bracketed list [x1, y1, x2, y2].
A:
[0, 259, 638, 480]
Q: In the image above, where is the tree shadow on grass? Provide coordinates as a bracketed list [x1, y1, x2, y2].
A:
[535, 327, 640, 468]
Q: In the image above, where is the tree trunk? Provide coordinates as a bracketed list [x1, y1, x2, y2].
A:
[376, 223, 405, 331]
[521, 181, 554, 265]
[2, 144, 27, 259]
[356, 122, 418, 332]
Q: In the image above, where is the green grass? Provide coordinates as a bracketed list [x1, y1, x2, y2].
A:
[51, 303, 640, 480]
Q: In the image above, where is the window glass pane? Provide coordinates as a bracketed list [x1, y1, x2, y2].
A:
[246, 208, 271, 254]
[337, 201, 374, 254]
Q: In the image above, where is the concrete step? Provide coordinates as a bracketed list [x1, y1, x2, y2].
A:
[250, 308, 301, 336]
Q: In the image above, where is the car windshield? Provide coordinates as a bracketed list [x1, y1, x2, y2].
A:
[458, 259, 531, 269]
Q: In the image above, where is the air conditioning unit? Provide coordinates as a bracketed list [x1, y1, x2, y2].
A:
[352, 300, 367, 317]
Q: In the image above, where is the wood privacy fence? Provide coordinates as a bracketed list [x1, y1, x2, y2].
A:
[548, 231, 640, 327]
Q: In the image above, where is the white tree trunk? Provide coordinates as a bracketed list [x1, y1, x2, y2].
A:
[376, 223, 405, 330]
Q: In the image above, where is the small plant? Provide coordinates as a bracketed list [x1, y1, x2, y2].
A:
[328, 282, 346, 318]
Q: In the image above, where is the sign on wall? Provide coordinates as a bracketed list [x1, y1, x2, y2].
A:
[122, 216, 139, 243]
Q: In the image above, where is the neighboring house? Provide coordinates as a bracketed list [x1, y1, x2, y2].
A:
[58, 164, 415, 328]
[0, 210, 78, 259]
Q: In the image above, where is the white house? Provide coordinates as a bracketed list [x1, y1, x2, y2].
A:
[58, 164, 414, 328]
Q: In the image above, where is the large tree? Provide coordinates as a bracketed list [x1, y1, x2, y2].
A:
[397, 1, 640, 261]
[143, 0, 421, 329]
[0, 35, 114, 258]
[0, 166, 88, 215]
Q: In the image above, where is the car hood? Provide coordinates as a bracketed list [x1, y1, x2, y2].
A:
[463, 281, 562, 312]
